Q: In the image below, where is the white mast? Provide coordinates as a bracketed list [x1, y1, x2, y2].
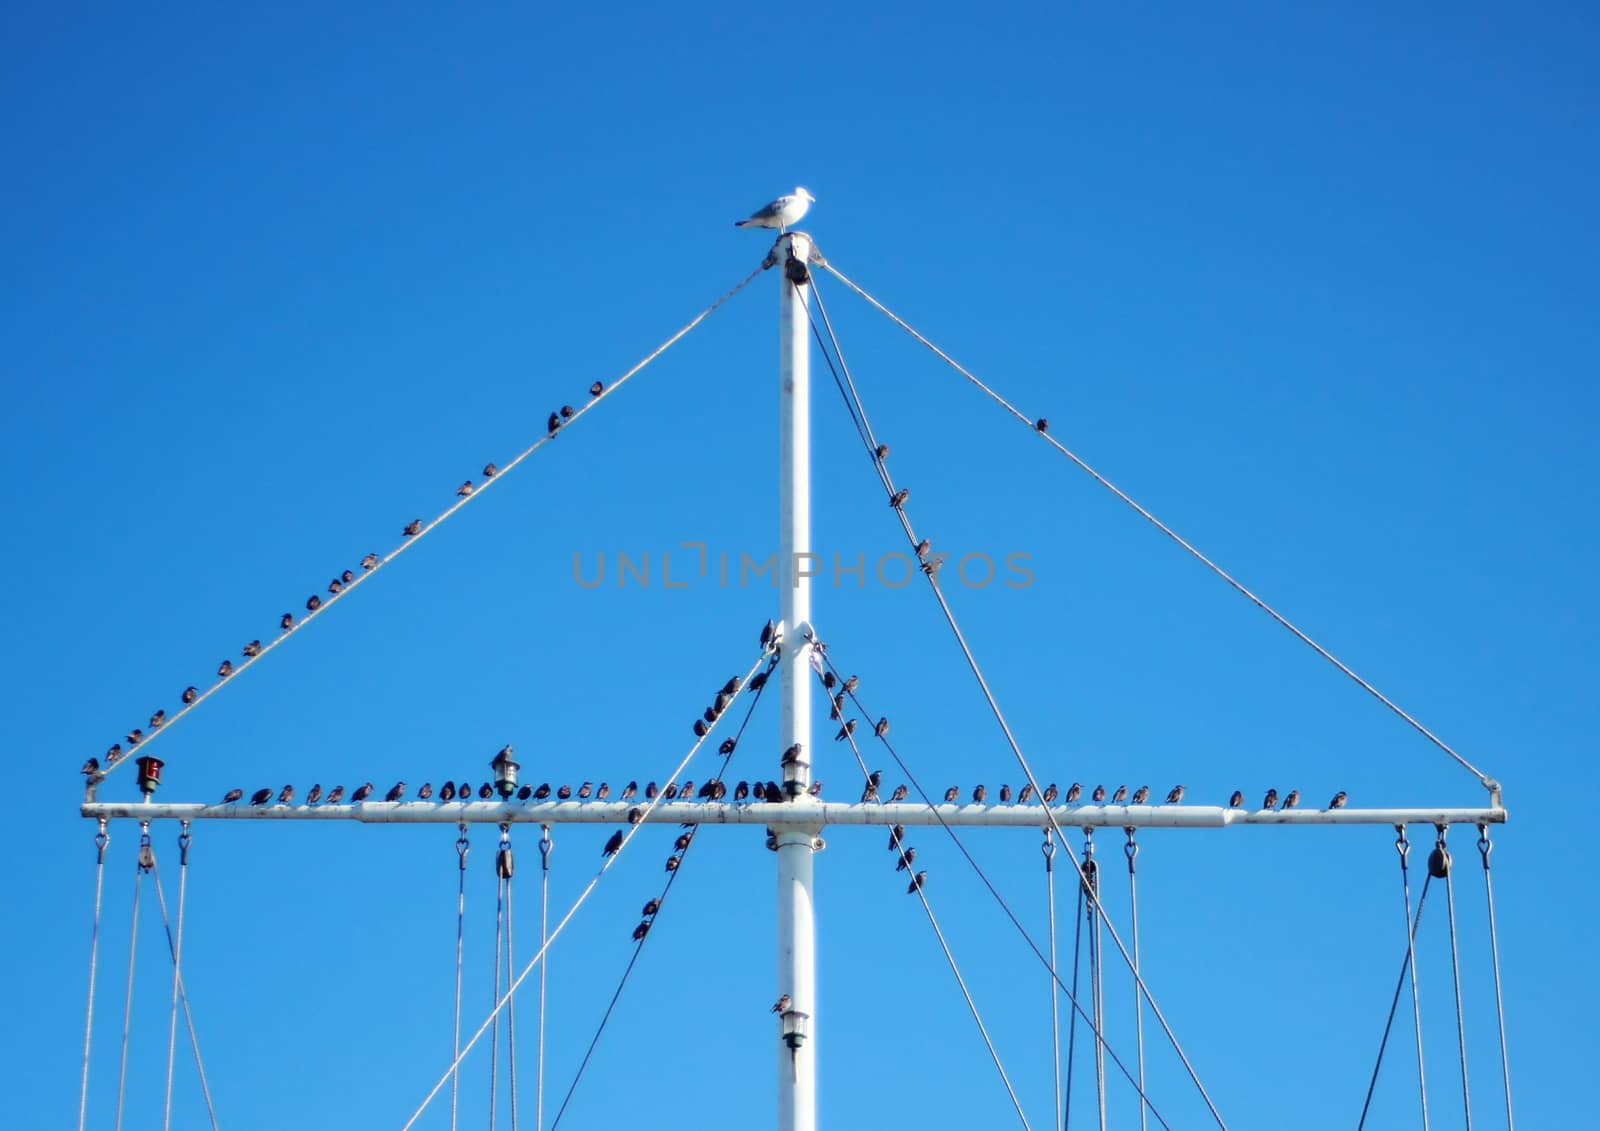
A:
[775, 231, 818, 1131]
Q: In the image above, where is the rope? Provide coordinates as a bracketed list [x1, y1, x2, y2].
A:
[400, 646, 773, 1130]
[1438, 828, 1474, 1130]
[816, 258, 1497, 793]
[806, 292, 1226, 1130]
[490, 834, 505, 1131]
[115, 823, 151, 1131]
[1400, 827, 1432, 1131]
[810, 643, 1171, 1127]
[149, 844, 220, 1130]
[1357, 870, 1433, 1131]
[161, 822, 191, 1131]
[1045, 834, 1062, 1131]
[1063, 875, 1085, 1129]
[537, 827, 551, 1131]
[505, 845, 519, 1131]
[451, 826, 468, 1131]
[89, 258, 772, 783]
[1125, 830, 1148, 1131]
[1478, 826, 1514, 1129]
[79, 820, 109, 1131]
[1088, 842, 1106, 1131]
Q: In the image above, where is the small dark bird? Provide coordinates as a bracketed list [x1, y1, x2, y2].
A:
[632, 921, 650, 941]
[479, 783, 494, 799]
[643, 898, 660, 917]
[888, 825, 905, 851]
[81, 757, 100, 776]
[1036, 418, 1049, 433]
[1000, 784, 1013, 803]
[1111, 785, 1127, 803]
[660, 783, 675, 800]
[361, 552, 379, 570]
[829, 698, 843, 722]
[278, 784, 295, 805]
[341, 570, 354, 584]
[243, 640, 262, 658]
[719, 737, 738, 756]
[734, 781, 750, 801]
[306, 783, 323, 805]
[182, 686, 198, 704]
[765, 782, 785, 803]
[516, 785, 533, 802]
[749, 670, 769, 692]
[105, 743, 123, 765]
[325, 785, 346, 804]
[1092, 784, 1106, 803]
[889, 784, 908, 803]
[1165, 785, 1186, 804]
[693, 719, 708, 738]
[456, 481, 474, 498]
[896, 847, 917, 872]
[889, 488, 909, 508]
[842, 675, 859, 693]
[596, 782, 611, 800]
[149, 709, 166, 729]
[482, 463, 497, 479]
[644, 782, 657, 799]
[760, 619, 775, 648]
[533, 783, 550, 800]
[590, 381, 604, 397]
[675, 832, 694, 851]
[280, 612, 294, 630]
[875, 443, 889, 461]
[403, 519, 422, 537]
[1229, 790, 1244, 808]
[907, 870, 927, 894]
[560, 404, 574, 419]
[126, 728, 144, 746]
[772, 994, 792, 1014]
[972, 784, 987, 803]
[547, 412, 562, 434]
[306, 595, 322, 612]
[822, 671, 836, 690]
[440, 782, 456, 802]
[250, 788, 273, 806]
[781, 744, 803, 766]
[602, 831, 624, 857]
[703, 705, 717, 724]
[679, 780, 694, 799]
[1131, 786, 1149, 805]
[860, 779, 879, 803]
[712, 780, 727, 800]
[218, 660, 233, 678]
[386, 782, 406, 802]
[835, 720, 856, 742]
[1061, 783, 1077, 803]
[944, 786, 959, 803]
[698, 780, 716, 800]
[665, 856, 680, 873]
[578, 781, 593, 800]
[621, 781, 638, 800]
[1019, 784, 1034, 803]
[712, 691, 733, 716]
[1262, 789, 1279, 810]
[351, 782, 374, 802]
[1329, 791, 1348, 810]
[807, 780, 824, 796]
[418, 783, 434, 801]
[628, 807, 643, 824]
[914, 538, 930, 559]
[874, 717, 889, 738]
[328, 578, 343, 595]
[222, 788, 242, 804]
[1282, 789, 1300, 810]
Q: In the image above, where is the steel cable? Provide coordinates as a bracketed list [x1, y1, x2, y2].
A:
[115, 824, 151, 1131]
[536, 827, 551, 1131]
[1477, 827, 1514, 1130]
[149, 848, 220, 1131]
[1063, 876, 1085, 1130]
[1125, 831, 1148, 1131]
[161, 823, 190, 1131]
[451, 826, 469, 1131]
[1439, 828, 1474, 1130]
[1046, 834, 1062, 1131]
[1357, 870, 1433, 1131]
[78, 820, 109, 1131]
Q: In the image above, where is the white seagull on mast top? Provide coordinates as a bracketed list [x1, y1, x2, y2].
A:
[735, 187, 815, 233]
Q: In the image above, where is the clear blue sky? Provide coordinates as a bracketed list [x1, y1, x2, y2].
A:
[4, 3, 1595, 1128]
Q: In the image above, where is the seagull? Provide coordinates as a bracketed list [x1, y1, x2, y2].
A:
[772, 994, 792, 1014]
[1130, 786, 1149, 805]
[1282, 789, 1300, 810]
[250, 788, 273, 806]
[895, 847, 916, 872]
[1229, 790, 1244, 808]
[386, 782, 406, 802]
[182, 686, 198, 704]
[326, 785, 346, 804]
[1262, 789, 1278, 810]
[1165, 785, 1186, 805]
[361, 553, 379, 570]
[278, 784, 294, 805]
[734, 187, 816, 233]
[351, 782, 374, 803]
[403, 519, 422, 537]
[907, 870, 927, 895]
[1329, 790, 1348, 810]
[306, 783, 323, 805]
[602, 831, 624, 857]
[222, 788, 243, 804]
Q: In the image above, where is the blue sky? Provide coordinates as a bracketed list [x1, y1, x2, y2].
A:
[4, 3, 1596, 1127]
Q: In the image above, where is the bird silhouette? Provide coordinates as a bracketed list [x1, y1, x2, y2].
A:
[781, 744, 803, 767]
[341, 570, 353, 584]
[642, 898, 660, 917]
[590, 381, 604, 397]
[719, 737, 738, 756]
[352, 782, 374, 803]
[822, 671, 836, 690]
[875, 443, 889, 461]
[1000, 784, 1013, 804]
[217, 660, 233, 678]
[808, 780, 824, 796]
[693, 719, 709, 738]
[478, 783, 494, 799]
[280, 612, 294, 630]
[306, 595, 322, 612]
[972, 784, 986, 803]
[104, 744, 123, 766]
[665, 856, 680, 872]
[944, 786, 959, 803]
[326, 785, 346, 805]
[749, 670, 770, 692]
[628, 807, 643, 824]
[621, 781, 638, 801]
[842, 675, 859, 694]
[874, 717, 889, 738]
[734, 781, 750, 801]
[149, 709, 166, 729]
[222, 788, 242, 804]
[889, 784, 908, 803]
[1061, 783, 1077, 803]
[560, 404, 574, 419]
[602, 831, 624, 857]
[1282, 789, 1300, 809]
[889, 488, 909, 508]
[82, 757, 100, 777]
[644, 782, 657, 799]
[386, 782, 406, 802]
[888, 825, 905, 851]
[860, 780, 879, 803]
[632, 921, 650, 941]
[914, 538, 930, 559]
[456, 481, 474, 498]
[1112, 785, 1127, 803]
[126, 729, 143, 746]
[250, 788, 272, 806]
[760, 619, 776, 648]
[418, 783, 434, 801]
[182, 686, 198, 704]
[1165, 785, 1186, 804]
[243, 640, 262, 658]
[895, 847, 917, 872]
[1130, 786, 1149, 805]
[834, 720, 856, 742]
[578, 782, 593, 799]
[761, 782, 781, 803]
[482, 463, 497, 479]
[1229, 790, 1244, 808]
[1019, 784, 1034, 804]
[306, 783, 323, 805]
[907, 871, 927, 894]
[1329, 791, 1348, 810]
[361, 552, 379, 570]
[675, 832, 694, 851]
[440, 782, 456, 802]
[1036, 418, 1049, 432]
[660, 783, 675, 800]
[278, 785, 294, 805]
[679, 780, 695, 800]
[328, 578, 343, 595]
[596, 782, 611, 800]
[559, 784, 574, 799]
[516, 784, 532, 800]
[772, 994, 792, 1014]
[1092, 785, 1106, 803]
[529, 783, 548, 800]
[403, 519, 422, 537]
[698, 780, 716, 800]
[1262, 789, 1278, 810]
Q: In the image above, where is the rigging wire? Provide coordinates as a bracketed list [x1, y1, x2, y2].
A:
[1357, 869, 1433, 1131]
[88, 257, 773, 784]
[536, 827, 552, 1131]
[161, 822, 190, 1131]
[504, 831, 520, 1131]
[807, 283, 1227, 1130]
[547, 666, 776, 1129]
[1400, 826, 1432, 1131]
[400, 646, 775, 1131]
[1125, 830, 1148, 1131]
[451, 826, 469, 1131]
[1063, 874, 1085, 1130]
[79, 820, 109, 1131]
[149, 839, 220, 1131]
[1045, 833, 1062, 1131]
[814, 256, 1496, 795]
[1087, 838, 1106, 1131]
[1477, 825, 1515, 1130]
[115, 823, 152, 1131]
[1436, 827, 1474, 1130]
[490, 828, 507, 1131]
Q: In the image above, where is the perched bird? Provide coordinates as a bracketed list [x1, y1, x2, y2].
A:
[181, 686, 198, 705]
[734, 187, 816, 233]
[126, 728, 144, 746]
[341, 570, 354, 584]
[547, 412, 561, 434]
[456, 481, 474, 498]
[328, 578, 343, 595]
[478, 783, 494, 799]
[721, 672, 742, 694]
[679, 780, 695, 800]
[1091, 784, 1106, 803]
[1329, 791, 1348, 810]
[325, 785, 346, 805]
[578, 781, 593, 799]
[702, 705, 717, 724]
[711, 780, 727, 800]
[351, 782, 374, 803]
[907, 870, 927, 895]
[765, 782, 785, 803]
[306, 783, 323, 805]
[243, 640, 262, 658]
[1165, 785, 1186, 805]
[645, 782, 658, 799]
[105, 743, 123, 765]
[621, 781, 638, 801]
[972, 784, 987, 803]
[278, 784, 294, 805]
[560, 404, 574, 419]
[734, 781, 750, 802]
[697, 780, 716, 800]
[719, 737, 738, 756]
[834, 720, 856, 742]
[888, 825, 905, 851]
[760, 619, 776, 648]
[874, 717, 889, 738]
[596, 782, 611, 800]
[675, 832, 694, 851]
[628, 807, 643, 824]
[632, 921, 650, 941]
[418, 783, 434, 801]
[306, 595, 322, 612]
[807, 780, 824, 796]
[875, 443, 889, 461]
[772, 994, 792, 1014]
[1061, 783, 1077, 803]
[693, 719, 708, 738]
[860, 779, 879, 803]
[1282, 789, 1300, 810]
[1229, 790, 1244, 808]
[533, 783, 551, 800]
[1262, 789, 1279, 810]
[889, 488, 909, 509]
[895, 847, 917, 872]
[217, 660, 233, 678]
[1019, 784, 1034, 804]
[1111, 785, 1127, 803]
[250, 788, 273, 806]
[403, 519, 422, 537]
[514, 785, 531, 801]
[386, 782, 406, 802]
[222, 788, 243, 804]
[889, 784, 908, 803]
[660, 783, 675, 800]
[642, 898, 660, 917]
[602, 831, 624, 857]
[1130, 786, 1149, 805]
[749, 670, 770, 692]
[665, 856, 680, 873]
[1036, 418, 1050, 433]
[482, 463, 498, 479]
[822, 671, 836, 690]
[1000, 784, 1013, 804]
[781, 744, 803, 766]
[149, 709, 166, 729]
[944, 786, 959, 803]
[440, 782, 456, 802]
[361, 553, 379, 570]
[280, 613, 294, 630]
[81, 757, 100, 776]
[590, 381, 604, 397]
[914, 539, 930, 559]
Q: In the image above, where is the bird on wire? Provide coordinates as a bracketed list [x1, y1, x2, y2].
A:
[734, 187, 816, 234]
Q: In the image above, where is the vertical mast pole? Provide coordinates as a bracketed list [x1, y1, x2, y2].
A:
[776, 231, 817, 1131]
